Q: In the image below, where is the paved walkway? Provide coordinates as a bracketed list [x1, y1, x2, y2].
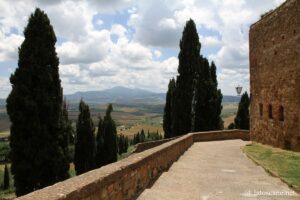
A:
[138, 140, 299, 200]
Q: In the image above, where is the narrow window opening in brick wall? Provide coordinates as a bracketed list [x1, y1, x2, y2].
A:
[268, 104, 273, 119]
[274, 51, 277, 55]
[259, 103, 263, 117]
[284, 140, 291, 150]
[294, 30, 297, 34]
[281, 35, 285, 39]
[279, 106, 284, 121]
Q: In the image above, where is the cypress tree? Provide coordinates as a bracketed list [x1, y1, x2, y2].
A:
[59, 99, 74, 168]
[102, 104, 118, 165]
[194, 58, 223, 131]
[124, 137, 129, 152]
[118, 134, 123, 155]
[228, 123, 235, 130]
[95, 115, 105, 168]
[234, 92, 250, 130]
[140, 129, 145, 142]
[193, 57, 209, 131]
[163, 78, 176, 138]
[207, 62, 223, 130]
[172, 19, 201, 136]
[6, 8, 69, 196]
[74, 100, 95, 175]
[3, 164, 9, 190]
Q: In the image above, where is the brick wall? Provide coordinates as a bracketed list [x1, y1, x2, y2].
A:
[249, 0, 300, 151]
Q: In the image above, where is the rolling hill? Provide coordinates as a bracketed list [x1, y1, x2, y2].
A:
[65, 86, 166, 105]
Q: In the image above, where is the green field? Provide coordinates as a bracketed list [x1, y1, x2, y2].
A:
[243, 143, 300, 192]
[0, 131, 9, 139]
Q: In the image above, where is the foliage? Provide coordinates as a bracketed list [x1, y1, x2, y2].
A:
[228, 123, 235, 130]
[117, 134, 129, 155]
[6, 8, 69, 196]
[194, 60, 223, 131]
[3, 164, 9, 190]
[171, 19, 200, 136]
[234, 92, 250, 130]
[74, 100, 95, 175]
[131, 130, 162, 145]
[95, 115, 105, 168]
[163, 78, 175, 138]
[163, 19, 223, 137]
[100, 104, 118, 166]
[60, 99, 75, 164]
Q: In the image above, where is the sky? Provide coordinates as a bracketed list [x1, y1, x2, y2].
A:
[0, 0, 285, 98]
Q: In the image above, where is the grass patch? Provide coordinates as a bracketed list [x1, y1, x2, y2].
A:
[0, 131, 9, 139]
[243, 143, 300, 192]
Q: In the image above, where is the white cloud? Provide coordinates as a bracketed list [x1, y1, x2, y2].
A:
[158, 18, 177, 30]
[111, 24, 127, 38]
[200, 36, 222, 47]
[0, 0, 285, 98]
[96, 19, 103, 26]
[0, 33, 23, 61]
[154, 50, 162, 58]
[57, 30, 112, 64]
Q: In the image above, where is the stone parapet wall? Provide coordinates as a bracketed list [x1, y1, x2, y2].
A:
[17, 130, 249, 200]
[193, 130, 250, 142]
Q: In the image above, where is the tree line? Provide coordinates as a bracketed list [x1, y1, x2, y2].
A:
[131, 129, 163, 145]
[163, 19, 223, 138]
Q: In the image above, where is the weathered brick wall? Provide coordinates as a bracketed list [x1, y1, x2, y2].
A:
[16, 130, 249, 200]
[193, 130, 250, 142]
[249, 0, 300, 151]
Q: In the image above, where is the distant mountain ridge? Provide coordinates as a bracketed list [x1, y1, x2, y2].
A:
[0, 87, 241, 106]
[65, 86, 166, 105]
[65, 86, 240, 105]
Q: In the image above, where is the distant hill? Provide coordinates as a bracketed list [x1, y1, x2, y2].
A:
[0, 87, 240, 107]
[65, 86, 166, 105]
[222, 95, 241, 103]
[65, 86, 240, 105]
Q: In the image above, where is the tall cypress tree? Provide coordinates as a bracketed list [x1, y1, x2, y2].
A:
[163, 78, 175, 138]
[95, 115, 105, 168]
[6, 8, 69, 196]
[102, 104, 118, 165]
[59, 99, 74, 170]
[193, 58, 223, 131]
[74, 100, 95, 175]
[172, 19, 201, 136]
[234, 92, 250, 130]
[207, 62, 223, 130]
[193, 57, 210, 131]
[3, 164, 9, 190]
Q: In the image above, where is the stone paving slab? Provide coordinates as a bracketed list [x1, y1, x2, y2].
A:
[138, 140, 300, 200]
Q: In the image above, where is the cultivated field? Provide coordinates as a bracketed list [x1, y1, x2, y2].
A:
[221, 103, 238, 128]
